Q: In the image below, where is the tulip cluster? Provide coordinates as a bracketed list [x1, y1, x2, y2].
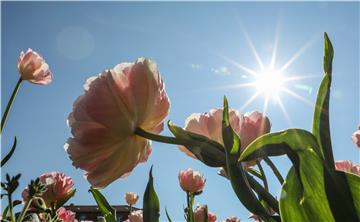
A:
[2, 33, 360, 222]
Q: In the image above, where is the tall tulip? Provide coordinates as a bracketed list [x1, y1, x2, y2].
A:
[65, 58, 170, 188]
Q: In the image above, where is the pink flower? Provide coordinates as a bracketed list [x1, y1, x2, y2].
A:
[125, 192, 139, 206]
[352, 125, 360, 148]
[22, 172, 75, 209]
[335, 160, 360, 176]
[124, 210, 143, 222]
[17, 48, 52, 85]
[178, 168, 205, 193]
[179, 109, 270, 166]
[222, 216, 240, 222]
[194, 205, 217, 222]
[65, 58, 170, 188]
[56, 207, 78, 222]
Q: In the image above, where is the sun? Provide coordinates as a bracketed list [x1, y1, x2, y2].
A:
[255, 68, 285, 101]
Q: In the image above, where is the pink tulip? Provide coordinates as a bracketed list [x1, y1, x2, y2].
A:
[65, 58, 170, 188]
[125, 192, 139, 206]
[222, 216, 240, 222]
[17, 48, 52, 85]
[22, 172, 75, 209]
[194, 205, 217, 222]
[352, 125, 360, 148]
[124, 210, 143, 222]
[178, 168, 206, 193]
[56, 207, 78, 222]
[335, 160, 360, 176]
[179, 109, 270, 166]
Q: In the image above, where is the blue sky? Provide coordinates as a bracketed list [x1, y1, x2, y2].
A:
[1, 2, 359, 221]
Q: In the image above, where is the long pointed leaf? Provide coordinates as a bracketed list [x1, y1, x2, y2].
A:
[88, 187, 116, 222]
[143, 166, 160, 222]
[312, 32, 334, 168]
[1, 137, 17, 167]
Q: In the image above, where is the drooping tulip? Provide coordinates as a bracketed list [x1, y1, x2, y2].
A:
[17, 48, 52, 85]
[56, 207, 78, 222]
[22, 172, 75, 209]
[65, 58, 170, 188]
[178, 168, 206, 194]
[335, 160, 360, 176]
[194, 205, 217, 222]
[125, 192, 139, 206]
[352, 125, 360, 148]
[179, 109, 270, 166]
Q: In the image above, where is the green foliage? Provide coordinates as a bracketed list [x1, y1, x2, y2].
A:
[1, 137, 17, 167]
[143, 166, 160, 222]
[168, 121, 226, 167]
[88, 187, 117, 222]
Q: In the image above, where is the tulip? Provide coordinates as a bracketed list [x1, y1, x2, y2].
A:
[222, 216, 240, 222]
[17, 48, 52, 85]
[335, 160, 360, 176]
[194, 205, 217, 222]
[178, 168, 205, 194]
[352, 125, 360, 148]
[56, 207, 78, 222]
[125, 192, 139, 206]
[22, 172, 75, 209]
[65, 58, 170, 188]
[179, 109, 270, 166]
[124, 210, 143, 222]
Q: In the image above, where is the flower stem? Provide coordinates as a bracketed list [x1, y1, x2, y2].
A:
[1, 77, 23, 134]
[17, 198, 33, 222]
[256, 161, 268, 191]
[186, 192, 194, 222]
[134, 127, 186, 145]
[263, 156, 284, 184]
[8, 193, 16, 222]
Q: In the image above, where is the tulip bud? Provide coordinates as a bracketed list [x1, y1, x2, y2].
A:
[194, 205, 217, 222]
[17, 48, 52, 85]
[352, 125, 360, 148]
[178, 168, 205, 194]
[125, 192, 139, 206]
[56, 207, 78, 222]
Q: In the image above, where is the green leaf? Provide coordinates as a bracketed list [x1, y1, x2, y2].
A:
[143, 166, 160, 222]
[312, 32, 334, 168]
[239, 129, 360, 221]
[88, 187, 116, 222]
[165, 207, 172, 222]
[345, 172, 360, 218]
[222, 96, 271, 220]
[168, 121, 226, 167]
[1, 137, 17, 167]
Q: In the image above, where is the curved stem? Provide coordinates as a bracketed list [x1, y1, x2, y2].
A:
[1, 77, 23, 134]
[257, 161, 268, 191]
[264, 156, 284, 184]
[135, 128, 186, 145]
[17, 198, 33, 222]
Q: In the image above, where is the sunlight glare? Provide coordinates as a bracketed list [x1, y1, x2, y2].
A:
[255, 68, 285, 100]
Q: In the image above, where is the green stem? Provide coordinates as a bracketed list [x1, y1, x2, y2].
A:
[135, 128, 186, 145]
[8, 193, 15, 222]
[264, 156, 284, 184]
[1, 77, 23, 134]
[186, 192, 194, 222]
[256, 161, 268, 191]
[17, 198, 33, 222]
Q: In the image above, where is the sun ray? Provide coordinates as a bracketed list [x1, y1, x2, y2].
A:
[210, 82, 257, 90]
[277, 98, 293, 127]
[283, 74, 320, 82]
[239, 91, 261, 112]
[281, 87, 314, 106]
[241, 28, 265, 70]
[262, 95, 270, 116]
[270, 19, 281, 69]
[278, 35, 318, 73]
[221, 55, 259, 77]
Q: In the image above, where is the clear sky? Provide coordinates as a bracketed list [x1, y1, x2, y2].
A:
[1, 2, 359, 221]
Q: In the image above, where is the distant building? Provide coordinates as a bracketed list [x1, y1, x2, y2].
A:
[65, 205, 137, 222]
